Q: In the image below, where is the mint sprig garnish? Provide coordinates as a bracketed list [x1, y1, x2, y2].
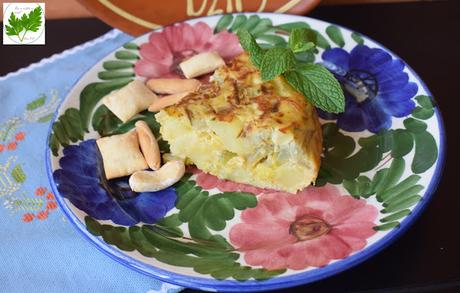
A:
[5, 5, 43, 43]
[284, 64, 345, 113]
[288, 28, 317, 53]
[259, 47, 296, 81]
[237, 28, 345, 113]
[237, 29, 264, 68]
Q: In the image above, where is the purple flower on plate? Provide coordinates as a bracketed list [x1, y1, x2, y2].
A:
[319, 45, 418, 133]
[53, 139, 176, 226]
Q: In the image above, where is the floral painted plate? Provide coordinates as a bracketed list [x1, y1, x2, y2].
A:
[46, 13, 445, 292]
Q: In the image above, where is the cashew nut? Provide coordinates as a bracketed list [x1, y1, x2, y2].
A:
[179, 52, 225, 79]
[148, 92, 190, 112]
[129, 160, 185, 192]
[135, 120, 161, 170]
[146, 78, 200, 94]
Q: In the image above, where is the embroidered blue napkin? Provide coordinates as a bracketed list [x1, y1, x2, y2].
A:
[0, 29, 183, 293]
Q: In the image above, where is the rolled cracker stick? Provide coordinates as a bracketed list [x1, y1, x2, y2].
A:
[148, 92, 190, 112]
[179, 52, 225, 79]
[146, 78, 200, 94]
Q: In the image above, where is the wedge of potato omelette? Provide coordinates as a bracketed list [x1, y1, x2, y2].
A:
[155, 53, 322, 193]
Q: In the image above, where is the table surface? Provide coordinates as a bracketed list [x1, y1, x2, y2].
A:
[1, 1, 459, 292]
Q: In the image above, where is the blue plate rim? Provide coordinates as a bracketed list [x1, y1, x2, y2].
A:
[45, 12, 446, 292]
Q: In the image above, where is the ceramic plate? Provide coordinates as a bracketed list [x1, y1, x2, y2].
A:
[46, 13, 445, 292]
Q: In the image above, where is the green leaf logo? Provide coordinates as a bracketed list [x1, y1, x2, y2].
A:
[4, 5, 43, 43]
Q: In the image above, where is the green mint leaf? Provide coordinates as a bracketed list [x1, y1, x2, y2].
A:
[23, 5, 42, 32]
[288, 28, 317, 53]
[5, 12, 23, 36]
[293, 42, 315, 54]
[284, 64, 345, 113]
[260, 47, 296, 81]
[237, 29, 264, 68]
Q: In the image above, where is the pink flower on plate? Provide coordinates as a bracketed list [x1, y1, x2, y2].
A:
[135, 22, 243, 78]
[193, 168, 278, 195]
[229, 184, 378, 270]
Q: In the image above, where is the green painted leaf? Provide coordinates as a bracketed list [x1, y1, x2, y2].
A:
[210, 197, 235, 220]
[382, 195, 421, 213]
[351, 32, 364, 45]
[404, 118, 427, 133]
[179, 192, 208, 222]
[157, 214, 182, 228]
[375, 158, 405, 195]
[150, 225, 183, 238]
[123, 42, 139, 50]
[380, 209, 411, 222]
[391, 129, 414, 158]
[230, 15, 247, 32]
[102, 60, 134, 70]
[52, 122, 69, 147]
[129, 226, 158, 257]
[275, 22, 310, 31]
[92, 105, 122, 136]
[176, 186, 202, 209]
[314, 30, 331, 49]
[412, 106, 434, 120]
[115, 50, 139, 60]
[85, 217, 102, 236]
[221, 192, 257, 210]
[415, 95, 434, 109]
[374, 222, 400, 231]
[284, 63, 345, 113]
[319, 123, 389, 185]
[59, 108, 84, 142]
[26, 95, 46, 110]
[215, 14, 234, 33]
[343, 176, 373, 198]
[377, 174, 421, 202]
[325, 25, 345, 47]
[240, 15, 261, 32]
[260, 47, 296, 80]
[94, 78, 133, 92]
[323, 125, 356, 159]
[412, 131, 438, 173]
[49, 133, 59, 156]
[98, 71, 135, 80]
[369, 168, 389, 194]
[251, 18, 273, 36]
[383, 185, 423, 207]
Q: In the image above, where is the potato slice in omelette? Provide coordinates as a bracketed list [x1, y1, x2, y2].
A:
[155, 53, 322, 193]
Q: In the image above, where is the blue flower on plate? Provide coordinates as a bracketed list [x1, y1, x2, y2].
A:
[320, 45, 418, 133]
[53, 139, 176, 226]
